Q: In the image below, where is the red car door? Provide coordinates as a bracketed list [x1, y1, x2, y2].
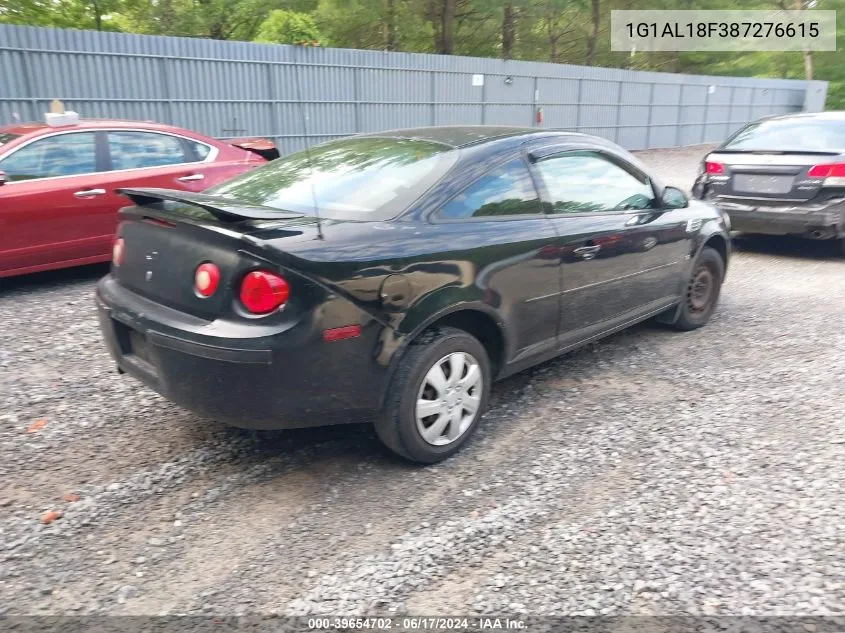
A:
[0, 130, 114, 276]
[92, 131, 262, 243]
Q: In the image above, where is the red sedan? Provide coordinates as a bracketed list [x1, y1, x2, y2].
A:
[0, 119, 272, 278]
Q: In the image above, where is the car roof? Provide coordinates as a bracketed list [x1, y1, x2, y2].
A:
[0, 119, 200, 138]
[762, 111, 845, 123]
[353, 125, 589, 148]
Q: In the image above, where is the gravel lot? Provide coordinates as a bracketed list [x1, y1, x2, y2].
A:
[1, 144, 844, 617]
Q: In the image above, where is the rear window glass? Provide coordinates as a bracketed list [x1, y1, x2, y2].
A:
[0, 133, 20, 147]
[724, 118, 845, 152]
[208, 137, 457, 221]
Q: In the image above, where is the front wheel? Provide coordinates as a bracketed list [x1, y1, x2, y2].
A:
[374, 327, 491, 464]
[667, 246, 725, 331]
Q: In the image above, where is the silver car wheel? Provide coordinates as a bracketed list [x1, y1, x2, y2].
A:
[415, 351, 483, 446]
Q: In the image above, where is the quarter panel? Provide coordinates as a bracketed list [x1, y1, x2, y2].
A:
[374, 220, 561, 364]
[260, 217, 561, 368]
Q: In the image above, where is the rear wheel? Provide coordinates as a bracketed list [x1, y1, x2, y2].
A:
[667, 246, 725, 331]
[375, 327, 491, 464]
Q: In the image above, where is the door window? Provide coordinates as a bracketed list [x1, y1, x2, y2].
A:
[107, 131, 190, 170]
[534, 151, 655, 214]
[437, 159, 541, 219]
[0, 133, 98, 181]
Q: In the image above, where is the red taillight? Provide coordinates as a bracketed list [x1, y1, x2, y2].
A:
[808, 163, 845, 178]
[112, 238, 124, 266]
[705, 161, 725, 175]
[240, 270, 290, 314]
[194, 262, 221, 298]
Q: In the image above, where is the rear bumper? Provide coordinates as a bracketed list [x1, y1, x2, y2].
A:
[96, 275, 388, 429]
[712, 200, 845, 239]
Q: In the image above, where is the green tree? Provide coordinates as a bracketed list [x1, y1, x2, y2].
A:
[255, 9, 320, 44]
[315, 0, 431, 51]
[0, 0, 122, 31]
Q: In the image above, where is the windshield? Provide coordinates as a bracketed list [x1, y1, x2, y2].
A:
[0, 133, 20, 147]
[208, 137, 458, 221]
[723, 118, 845, 152]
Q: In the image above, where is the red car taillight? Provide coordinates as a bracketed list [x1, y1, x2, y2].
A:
[808, 162, 845, 186]
[705, 161, 725, 175]
[240, 270, 290, 314]
[112, 238, 124, 266]
[194, 262, 221, 298]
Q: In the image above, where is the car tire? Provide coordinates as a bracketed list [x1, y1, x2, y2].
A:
[374, 327, 491, 464]
[667, 246, 725, 331]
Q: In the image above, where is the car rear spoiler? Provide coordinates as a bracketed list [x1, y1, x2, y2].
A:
[119, 190, 396, 330]
[118, 188, 302, 223]
[226, 137, 280, 161]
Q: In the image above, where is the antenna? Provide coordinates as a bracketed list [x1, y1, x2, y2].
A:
[293, 45, 325, 240]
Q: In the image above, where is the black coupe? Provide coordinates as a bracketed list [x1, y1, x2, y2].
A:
[96, 126, 731, 463]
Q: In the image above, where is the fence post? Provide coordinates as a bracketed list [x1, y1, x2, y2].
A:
[646, 82, 655, 150]
[430, 70, 436, 126]
[480, 74, 487, 125]
[532, 76, 538, 127]
[159, 57, 174, 124]
[728, 85, 737, 135]
[18, 51, 37, 122]
[701, 83, 711, 144]
[575, 78, 583, 131]
[266, 64, 278, 142]
[355, 67, 362, 133]
[614, 80, 623, 144]
[675, 84, 684, 147]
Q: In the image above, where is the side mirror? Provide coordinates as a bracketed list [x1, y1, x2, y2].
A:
[0, 170, 6, 186]
[661, 186, 688, 209]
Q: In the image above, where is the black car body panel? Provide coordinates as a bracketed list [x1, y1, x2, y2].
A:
[97, 127, 730, 429]
[692, 112, 845, 239]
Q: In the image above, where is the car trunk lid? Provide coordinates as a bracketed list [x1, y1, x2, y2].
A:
[114, 188, 315, 319]
[706, 150, 842, 204]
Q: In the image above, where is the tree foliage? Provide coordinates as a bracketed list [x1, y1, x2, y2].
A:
[255, 9, 320, 44]
[2, 0, 843, 105]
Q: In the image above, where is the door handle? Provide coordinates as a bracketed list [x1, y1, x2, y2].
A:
[73, 188, 106, 198]
[573, 245, 601, 260]
[177, 174, 205, 182]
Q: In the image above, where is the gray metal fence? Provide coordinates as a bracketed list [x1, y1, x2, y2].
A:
[0, 24, 827, 155]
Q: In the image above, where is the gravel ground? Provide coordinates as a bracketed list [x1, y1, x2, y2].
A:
[1, 144, 844, 618]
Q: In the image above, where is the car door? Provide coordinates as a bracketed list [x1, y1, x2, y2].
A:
[0, 130, 111, 274]
[85, 130, 223, 246]
[528, 147, 691, 347]
[431, 157, 561, 365]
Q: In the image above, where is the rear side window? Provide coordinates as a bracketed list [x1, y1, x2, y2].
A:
[107, 131, 189, 170]
[0, 132, 20, 147]
[437, 159, 541, 220]
[724, 118, 845, 152]
[0, 132, 97, 181]
[533, 151, 655, 214]
[188, 140, 212, 161]
[208, 137, 457, 221]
